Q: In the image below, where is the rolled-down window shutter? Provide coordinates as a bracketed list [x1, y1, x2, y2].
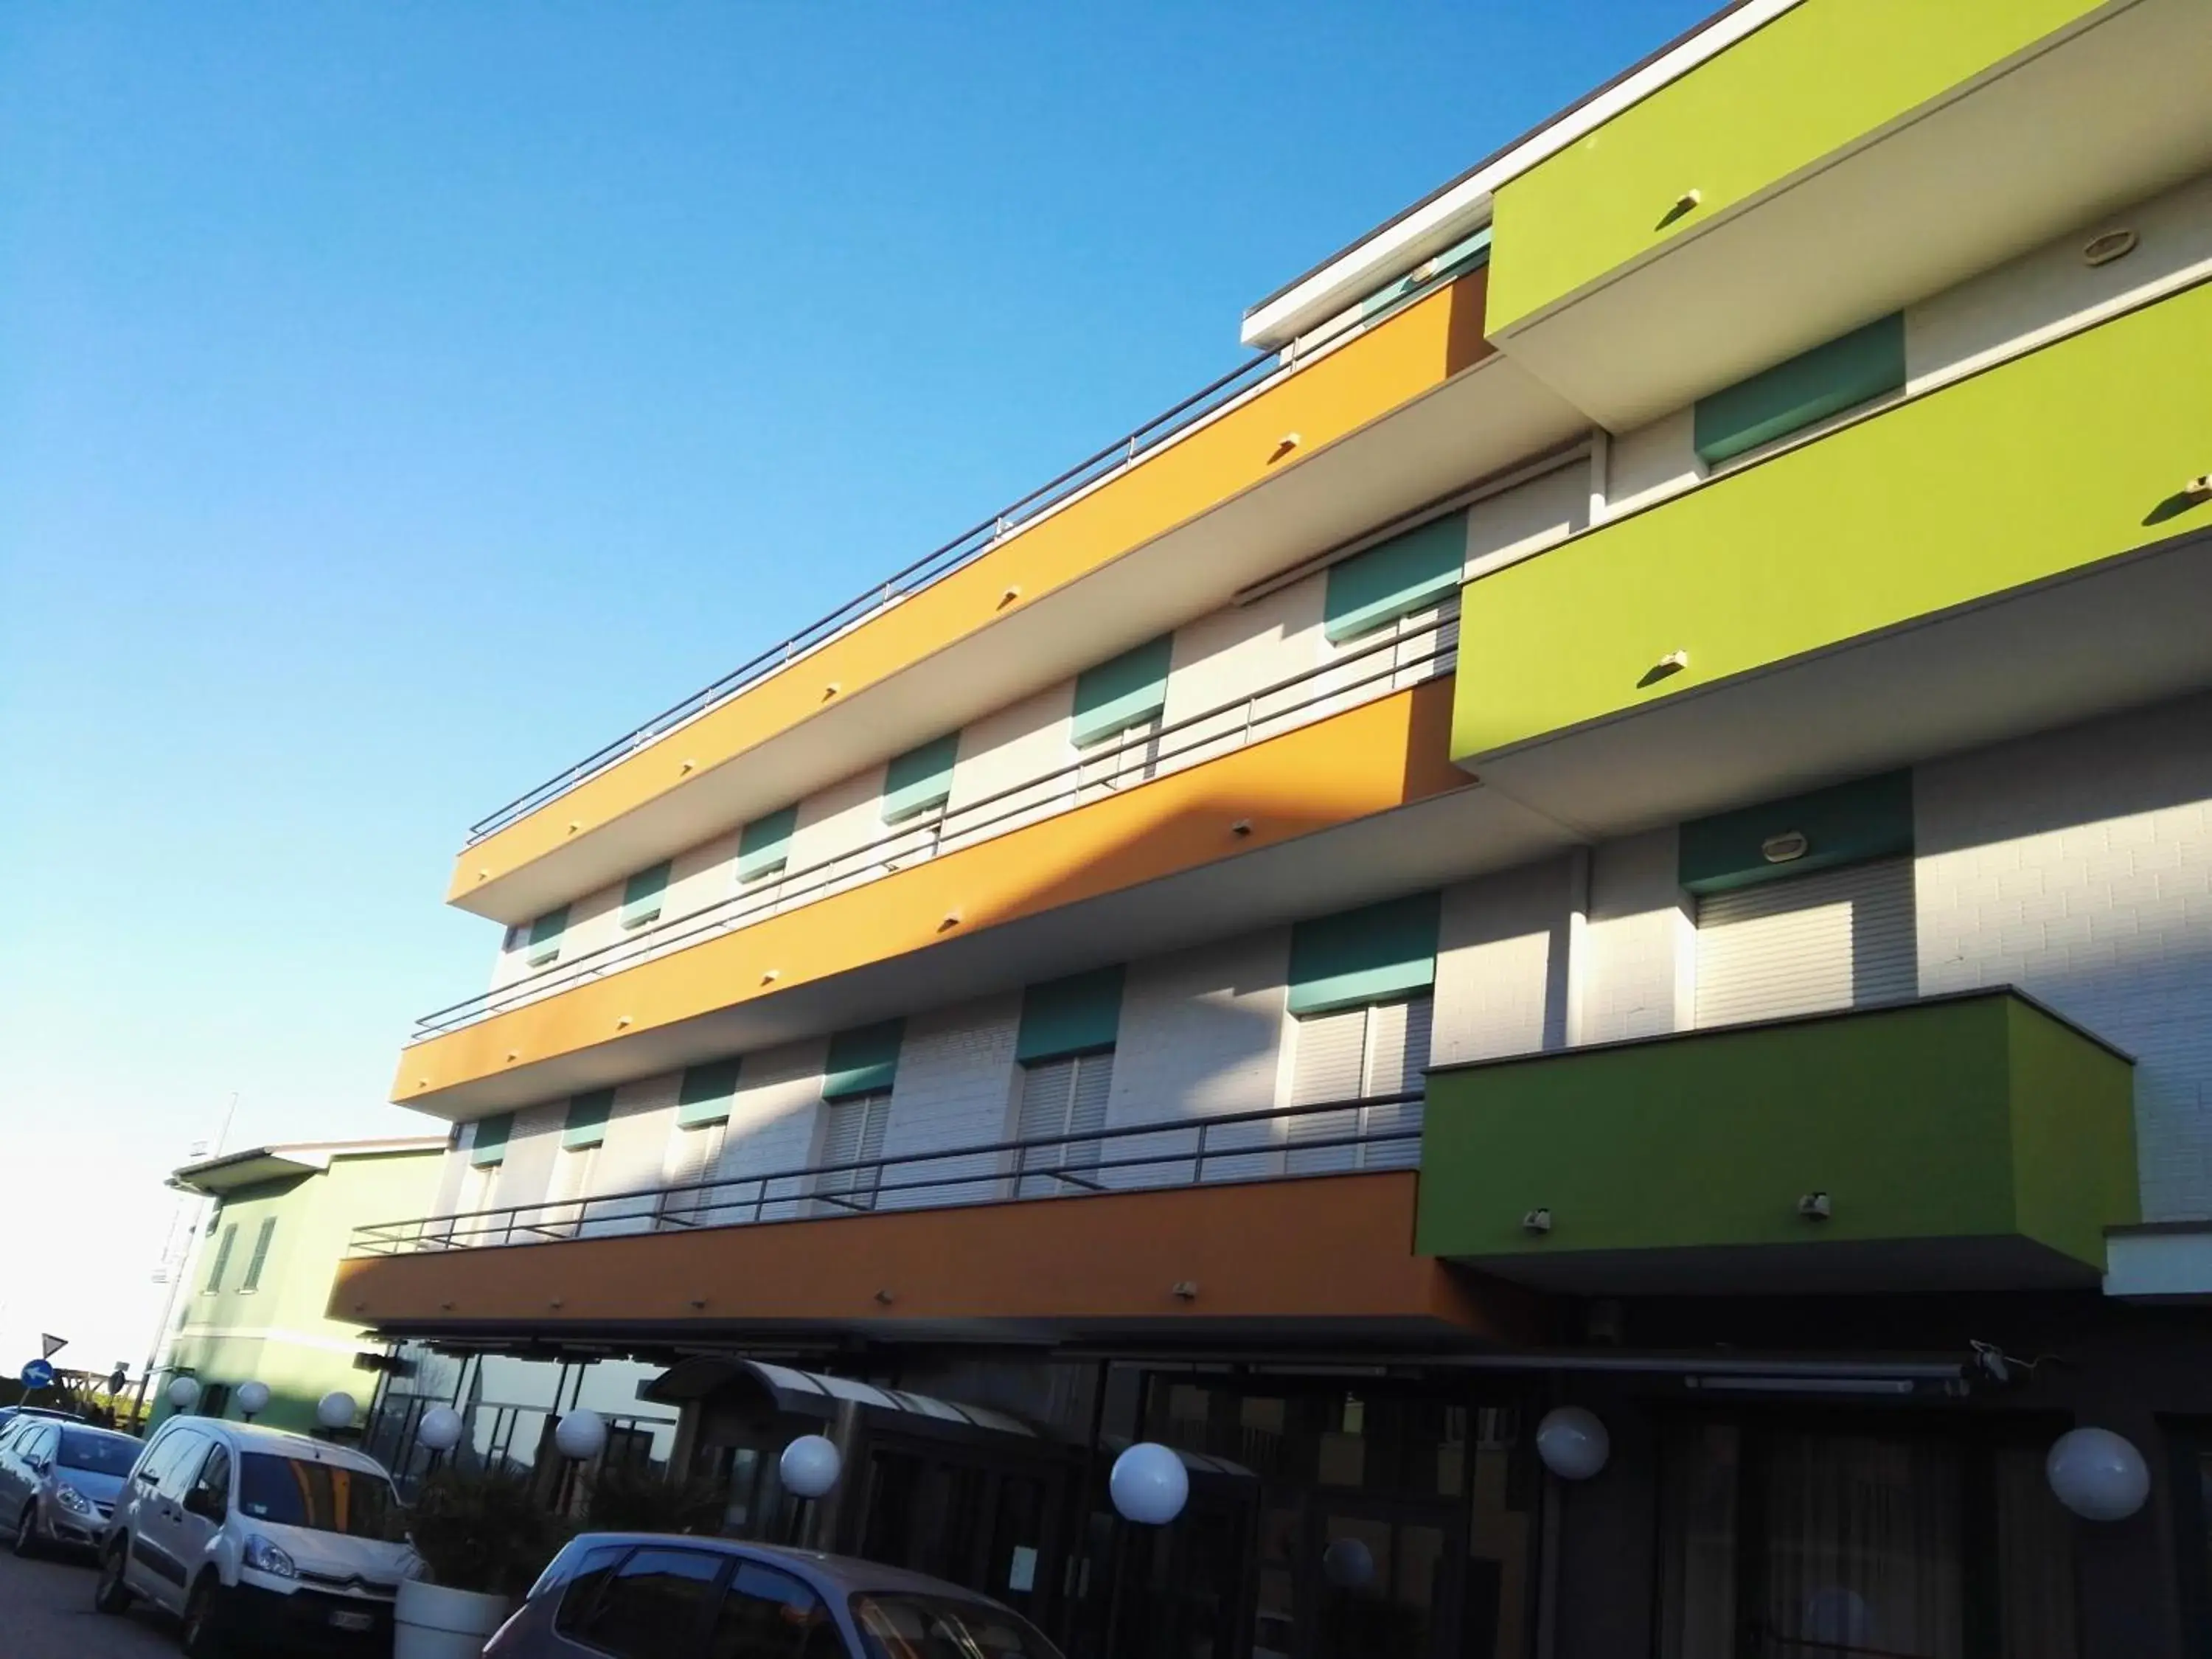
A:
[204, 1224, 239, 1293]
[1287, 993, 1431, 1175]
[1694, 855, 1916, 1029]
[240, 1218, 277, 1292]
[1013, 1051, 1113, 1199]
[813, 1091, 892, 1212]
[658, 1121, 728, 1228]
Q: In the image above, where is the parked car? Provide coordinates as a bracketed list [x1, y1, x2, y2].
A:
[485, 1531, 1065, 1659]
[0, 1404, 84, 1437]
[94, 1416, 415, 1656]
[0, 1417, 142, 1556]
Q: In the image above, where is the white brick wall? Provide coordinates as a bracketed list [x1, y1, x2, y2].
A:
[574, 1073, 679, 1236]
[1434, 858, 1573, 1065]
[717, 1036, 830, 1222]
[1915, 693, 2212, 1220]
[1581, 828, 1695, 1044]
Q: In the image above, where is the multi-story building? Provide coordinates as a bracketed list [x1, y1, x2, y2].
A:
[338, 1, 2212, 1651]
[158, 1138, 444, 1436]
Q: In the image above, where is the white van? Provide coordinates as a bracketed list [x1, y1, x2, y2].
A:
[94, 1416, 417, 1656]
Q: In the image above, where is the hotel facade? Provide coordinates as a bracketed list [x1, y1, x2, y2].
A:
[342, 2, 2212, 1652]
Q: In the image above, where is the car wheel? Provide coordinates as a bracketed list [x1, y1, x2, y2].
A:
[10, 1503, 35, 1559]
[94, 1539, 135, 1614]
[180, 1573, 227, 1658]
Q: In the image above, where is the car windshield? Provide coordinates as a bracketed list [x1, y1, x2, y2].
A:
[58, 1430, 139, 1476]
[237, 1453, 405, 1540]
[854, 1593, 1062, 1659]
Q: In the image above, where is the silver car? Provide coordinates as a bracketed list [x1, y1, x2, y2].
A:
[485, 1532, 1065, 1659]
[0, 1416, 141, 1556]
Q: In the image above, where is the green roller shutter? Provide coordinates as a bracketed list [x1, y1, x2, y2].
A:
[1694, 313, 1905, 465]
[737, 806, 799, 883]
[621, 863, 671, 929]
[1071, 636, 1173, 748]
[204, 1223, 239, 1293]
[1324, 514, 1467, 643]
[1017, 966, 1126, 1062]
[469, 1113, 515, 1166]
[1679, 771, 1913, 894]
[824, 1020, 904, 1100]
[1288, 892, 1442, 1015]
[524, 907, 568, 967]
[677, 1058, 743, 1127]
[882, 736, 959, 824]
[562, 1088, 616, 1149]
[240, 1217, 277, 1293]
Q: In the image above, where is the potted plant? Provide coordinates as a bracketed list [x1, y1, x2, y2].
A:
[395, 1467, 568, 1659]
[580, 1459, 728, 1534]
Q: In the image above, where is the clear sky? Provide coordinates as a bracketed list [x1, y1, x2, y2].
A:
[0, 1, 1711, 1377]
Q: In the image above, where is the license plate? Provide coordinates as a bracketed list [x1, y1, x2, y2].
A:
[330, 1610, 375, 1632]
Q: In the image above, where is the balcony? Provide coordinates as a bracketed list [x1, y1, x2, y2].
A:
[422, 613, 1455, 1041]
[1416, 990, 2138, 1295]
[1452, 279, 2212, 848]
[453, 260, 1589, 927]
[1486, 0, 2212, 428]
[334, 1096, 1525, 1348]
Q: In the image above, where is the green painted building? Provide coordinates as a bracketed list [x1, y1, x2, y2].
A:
[156, 1138, 445, 1436]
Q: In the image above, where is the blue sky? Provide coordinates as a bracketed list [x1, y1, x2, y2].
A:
[0, 1, 1709, 1368]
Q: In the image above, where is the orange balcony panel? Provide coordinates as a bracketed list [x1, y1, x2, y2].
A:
[396, 678, 1468, 1109]
[449, 271, 1494, 913]
[332, 1171, 1528, 1346]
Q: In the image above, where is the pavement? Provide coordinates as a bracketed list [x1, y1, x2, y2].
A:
[0, 1542, 181, 1658]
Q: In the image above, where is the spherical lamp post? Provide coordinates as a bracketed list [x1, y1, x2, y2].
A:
[415, 1404, 465, 1473]
[316, 1391, 358, 1435]
[2047, 1427, 2150, 1521]
[166, 1377, 202, 1416]
[1108, 1442, 1189, 1527]
[235, 1381, 271, 1423]
[1535, 1407, 1611, 1481]
[554, 1409, 608, 1463]
[1321, 1537, 1377, 1590]
[780, 1434, 843, 1500]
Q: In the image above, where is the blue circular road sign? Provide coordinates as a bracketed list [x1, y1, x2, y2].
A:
[18, 1359, 55, 1391]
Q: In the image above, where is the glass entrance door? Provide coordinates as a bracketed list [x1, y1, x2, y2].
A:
[1266, 1494, 1461, 1659]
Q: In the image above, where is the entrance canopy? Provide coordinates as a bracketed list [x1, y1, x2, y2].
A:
[644, 1356, 1041, 1438]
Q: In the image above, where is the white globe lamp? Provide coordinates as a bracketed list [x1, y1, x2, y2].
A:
[1108, 1442, 1189, 1526]
[554, 1409, 608, 1461]
[2047, 1427, 2150, 1521]
[316, 1391, 358, 1431]
[235, 1380, 271, 1421]
[779, 1434, 843, 1500]
[167, 1377, 202, 1413]
[416, 1405, 465, 1453]
[1536, 1406, 1611, 1481]
[1321, 1536, 1377, 1590]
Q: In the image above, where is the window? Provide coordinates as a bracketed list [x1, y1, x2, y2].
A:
[1694, 858, 1916, 1029]
[1286, 995, 1431, 1174]
[1323, 514, 1467, 642]
[622, 863, 671, 930]
[524, 906, 569, 968]
[737, 807, 799, 884]
[659, 1121, 728, 1230]
[189, 1444, 231, 1518]
[1077, 714, 1163, 799]
[546, 1141, 600, 1236]
[1692, 312, 1905, 465]
[882, 734, 959, 825]
[1011, 1051, 1113, 1200]
[555, 1544, 633, 1639]
[855, 1593, 1059, 1659]
[204, 1224, 238, 1293]
[237, 1453, 403, 1539]
[707, 1559, 833, 1658]
[239, 1217, 277, 1293]
[560, 1545, 725, 1659]
[199, 1382, 232, 1420]
[813, 1091, 891, 1214]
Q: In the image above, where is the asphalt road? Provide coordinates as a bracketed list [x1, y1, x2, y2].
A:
[0, 1541, 181, 1659]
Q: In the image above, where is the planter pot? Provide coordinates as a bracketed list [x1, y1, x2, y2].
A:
[394, 1579, 515, 1659]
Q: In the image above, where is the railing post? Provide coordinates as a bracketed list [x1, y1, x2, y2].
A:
[1194, 1119, 1208, 1186]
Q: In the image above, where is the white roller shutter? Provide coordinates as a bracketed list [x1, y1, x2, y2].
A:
[813, 1091, 891, 1212]
[1694, 856, 1917, 1029]
[1013, 1051, 1113, 1198]
[657, 1121, 726, 1229]
[1287, 994, 1432, 1175]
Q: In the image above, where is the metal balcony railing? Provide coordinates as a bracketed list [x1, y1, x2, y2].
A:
[349, 1091, 1425, 1258]
[412, 608, 1457, 1040]
[461, 242, 1494, 847]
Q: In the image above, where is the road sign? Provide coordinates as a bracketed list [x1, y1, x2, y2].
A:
[19, 1359, 55, 1391]
[39, 1334, 66, 1360]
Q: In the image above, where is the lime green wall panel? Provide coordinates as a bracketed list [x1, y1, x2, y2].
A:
[1416, 993, 2134, 1277]
[1488, 0, 2105, 330]
[1453, 284, 2212, 764]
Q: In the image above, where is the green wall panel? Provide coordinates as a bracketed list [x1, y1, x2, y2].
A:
[1679, 771, 1911, 894]
[563, 1088, 616, 1149]
[882, 735, 959, 824]
[1453, 284, 2212, 765]
[469, 1112, 514, 1166]
[1324, 515, 1467, 643]
[824, 1019, 904, 1100]
[1072, 637, 1173, 748]
[1488, 0, 2106, 330]
[1416, 992, 2135, 1276]
[620, 862, 671, 928]
[676, 1058, 743, 1127]
[1288, 892, 1441, 1015]
[1017, 966, 1126, 1062]
[737, 806, 799, 882]
[1693, 313, 1903, 464]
